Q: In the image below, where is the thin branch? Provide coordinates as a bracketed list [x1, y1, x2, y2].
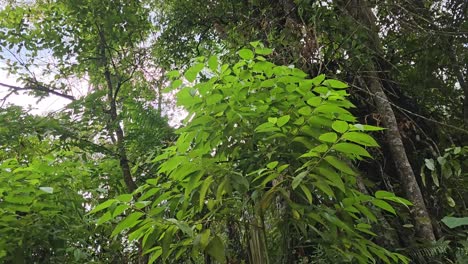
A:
[0, 81, 76, 101]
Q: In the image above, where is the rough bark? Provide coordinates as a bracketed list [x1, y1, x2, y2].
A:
[339, 0, 436, 241]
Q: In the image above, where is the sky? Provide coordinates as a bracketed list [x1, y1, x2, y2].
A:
[0, 69, 71, 115]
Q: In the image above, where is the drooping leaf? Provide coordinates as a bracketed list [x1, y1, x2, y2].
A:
[205, 235, 226, 263]
[371, 199, 396, 215]
[111, 212, 145, 237]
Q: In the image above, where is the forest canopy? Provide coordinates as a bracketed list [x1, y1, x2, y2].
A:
[0, 0, 466, 263]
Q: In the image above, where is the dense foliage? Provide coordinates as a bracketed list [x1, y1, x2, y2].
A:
[0, 0, 466, 263]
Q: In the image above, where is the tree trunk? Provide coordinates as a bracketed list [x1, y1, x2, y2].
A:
[339, 0, 436, 241]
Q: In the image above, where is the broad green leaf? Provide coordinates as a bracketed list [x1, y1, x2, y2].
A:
[306, 97, 322, 107]
[112, 204, 129, 217]
[167, 70, 180, 79]
[116, 194, 133, 202]
[205, 235, 226, 263]
[332, 120, 348, 133]
[167, 218, 194, 237]
[185, 63, 204, 82]
[268, 117, 277, 124]
[315, 181, 335, 197]
[97, 211, 112, 225]
[310, 74, 325, 85]
[88, 199, 117, 214]
[267, 161, 279, 169]
[238, 49, 254, 60]
[316, 166, 345, 193]
[298, 106, 312, 116]
[342, 132, 379, 146]
[111, 212, 145, 237]
[332, 142, 371, 158]
[324, 79, 348, 89]
[375, 190, 396, 199]
[299, 184, 313, 204]
[319, 132, 337, 143]
[324, 156, 357, 176]
[206, 94, 223, 105]
[250, 41, 260, 48]
[148, 247, 163, 264]
[255, 47, 273, 55]
[199, 176, 213, 209]
[424, 159, 435, 171]
[292, 171, 308, 189]
[208, 56, 218, 71]
[171, 79, 182, 89]
[355, 204, 378, 222]
[135, 201, 151, 209]
[371, 199, 396, 214]
[441, 216, 468, 229]
[276, 115, 290, 127]
[194, 229, 211, 250]
[255, 122, 281, 133]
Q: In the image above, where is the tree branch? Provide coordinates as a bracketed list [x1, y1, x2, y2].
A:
[0, 81, 76, 101]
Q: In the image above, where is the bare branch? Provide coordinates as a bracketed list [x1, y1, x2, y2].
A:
[0, 81, 76, 101]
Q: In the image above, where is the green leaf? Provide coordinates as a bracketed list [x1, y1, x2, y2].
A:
[88, 199, 117, 214]
[205, 235, 226, 263]
[441, 216, 468, 229]
[255, 47, 273, 55]
[267, 161, 279, 169]
[310, 74, 325, 85]
[167, 70, 180, 79]
[332, 143, 371, 158]
[112, 204, 129, 217]
[292, 171, 308, 189]
[97, 211, 112, 225]
[185, 63, 204, 82]
[332, 120, 348, 133]
[116, 194, 133, 202]
[255, 122, 281, 133]
[298, 184, 312, 204]
[342, 132, 379, 146]
[39, 186, 53, 194]
[319, 132, 337, 143]
[148, 247, 163, 264]
[208, 56, 218, 71]
[306, 97, 322, 107]
[276, 115, 290, 127]
[371, 199, 396, 214]
[167, 218, 194, 237]
[298, 106, 312, 116]
[324, 79, 348, 89]
[323, 156, 357, 176]
[315, 181, 335, 198]
[268, 117, 277, 124]
[199, 176, 213, 209]
[112, 212, 145, 237]
[424, 159, 435, 171]
[375, 190, 395, 199]
[351, 124, 384, 131]
[249, 41, 260, 48]
[238, 49, 254, 60]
